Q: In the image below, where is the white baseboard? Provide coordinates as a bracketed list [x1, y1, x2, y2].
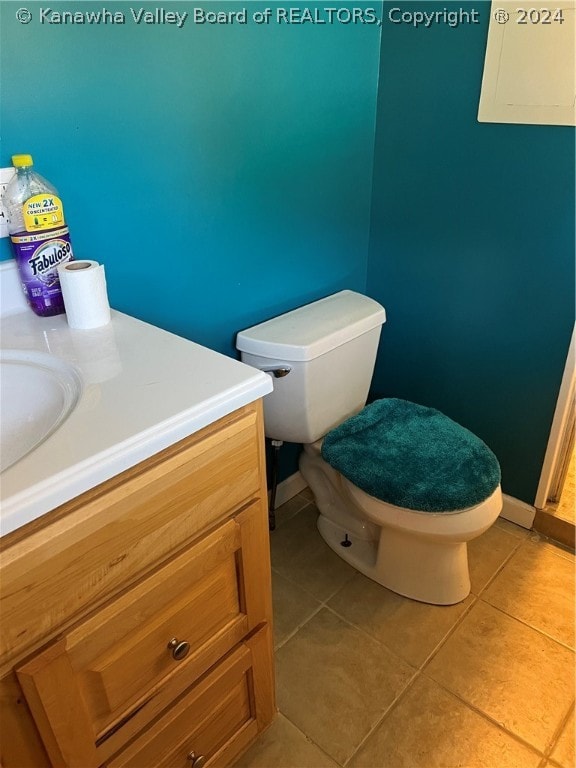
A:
[269, 471, 308, 508]
[500, 493, 536, 530]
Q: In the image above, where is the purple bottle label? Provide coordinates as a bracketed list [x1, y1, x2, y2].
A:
[11, 226, 74, 316]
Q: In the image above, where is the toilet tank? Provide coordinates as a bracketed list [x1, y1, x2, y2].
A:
[236, 290, 386, 443]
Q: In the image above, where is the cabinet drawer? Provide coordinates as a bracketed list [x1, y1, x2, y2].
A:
[107, 626, 273, 768]
[15, 504, 273, 767]
[1, 405, 262, 670]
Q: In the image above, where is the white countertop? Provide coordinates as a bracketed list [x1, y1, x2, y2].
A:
[0, 263, 272, 536]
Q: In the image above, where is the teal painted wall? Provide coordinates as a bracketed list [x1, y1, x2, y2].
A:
[0, 1, 381, 354]
[2, 1, 574, 504]
[368, 1, 575, 504]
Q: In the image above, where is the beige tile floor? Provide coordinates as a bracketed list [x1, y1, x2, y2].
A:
[236, 490, 575, 768]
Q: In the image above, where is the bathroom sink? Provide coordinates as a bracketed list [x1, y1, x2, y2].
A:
[0, 350, 83, 473]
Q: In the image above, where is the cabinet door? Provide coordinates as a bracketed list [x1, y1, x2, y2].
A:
[107, 626, 274, 768]
[2, 405, 262, 671]
[16, 504, 272, 767]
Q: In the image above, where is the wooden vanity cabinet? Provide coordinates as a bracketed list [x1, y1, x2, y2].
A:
[0, 401, 275, 768]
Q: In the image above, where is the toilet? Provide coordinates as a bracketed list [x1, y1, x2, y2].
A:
[236, 290, 503, 605]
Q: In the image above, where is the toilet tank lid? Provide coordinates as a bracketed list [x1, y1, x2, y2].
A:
[236, 290, 386, 362]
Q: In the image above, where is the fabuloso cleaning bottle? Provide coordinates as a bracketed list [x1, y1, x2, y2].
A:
[5, 154, 74, 316]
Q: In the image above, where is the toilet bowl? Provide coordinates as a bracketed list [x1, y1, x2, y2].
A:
[300, 440, 502, 605]
[236, 290, 503, 606]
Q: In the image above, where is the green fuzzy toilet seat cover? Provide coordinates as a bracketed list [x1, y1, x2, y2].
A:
[321, 398, 501, 513]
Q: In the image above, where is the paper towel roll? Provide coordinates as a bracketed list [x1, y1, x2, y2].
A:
[58, 260, 111, 330]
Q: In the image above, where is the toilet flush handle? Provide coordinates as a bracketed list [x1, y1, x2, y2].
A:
[260, 365, 292, 378]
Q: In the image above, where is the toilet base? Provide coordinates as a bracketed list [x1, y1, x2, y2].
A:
[317, 514, 378, 573]
[316, 513, 471, 605]
[300, 441, 492, 605]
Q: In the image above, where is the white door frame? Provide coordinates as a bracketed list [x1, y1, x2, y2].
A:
[534, 324, 576, 510]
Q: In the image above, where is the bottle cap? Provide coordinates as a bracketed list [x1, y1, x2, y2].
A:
[12, 154, 33, 168]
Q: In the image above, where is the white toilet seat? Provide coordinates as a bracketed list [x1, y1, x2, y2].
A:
[342, 477, 503, 541]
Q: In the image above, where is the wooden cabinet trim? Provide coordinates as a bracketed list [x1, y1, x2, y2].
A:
[16, 640, 97, 768]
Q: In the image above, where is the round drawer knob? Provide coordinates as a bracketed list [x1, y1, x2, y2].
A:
[187, 751, 207, 767]
[167, 637, 190, 661]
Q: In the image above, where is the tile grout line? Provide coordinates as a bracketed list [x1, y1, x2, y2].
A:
[540, 699, 575, 763]
[272, 711, 348, 768]
[413, 588, 574, 763]
[282, 589, 492, 685]
[472, 534, 575, 651]
[419, 669, 548, 761]
[321, 602, 420, 666]
[273, 602, 324, 653]
[314, 596, 491, 767]
[473, 534, 526, 600]
[416, 595, 574, 760]
[476, 597, 576, 654]
[324, 593, 479, 674]
[272, 576, 428, 766]
[341, 667, 423, 768]
[270, 563, 355, 608]
[270, 498, 314, 532]
[271, 566, 357, 653]
[416, 594, 480, 670]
